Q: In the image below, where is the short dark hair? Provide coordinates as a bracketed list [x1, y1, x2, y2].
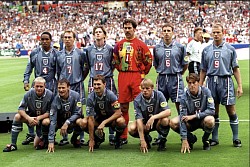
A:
[58, 78, 70, 87]
[162, 23, 174, 31]
[93, 75, 106, 84]
[194, 27, 203, 34]
[186, 73, 200, 82]
[41, 32, 52, 40]
[123, 18, 137, 29]
[93, 25, 107, 36]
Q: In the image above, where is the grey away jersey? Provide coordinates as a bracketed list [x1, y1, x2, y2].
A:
[23, 47, 58, 89]
[179, 86, 215, 139]
[134, 90, 170, 123]
[201, 42, 239, 76]
[18, 88, 53, 116]
[86, 88, 119, 119]
[153, 40, 188, 74]
[48, 90, 82, 141]
[57, 47, 87, 84]
[86, 43, 115, 77]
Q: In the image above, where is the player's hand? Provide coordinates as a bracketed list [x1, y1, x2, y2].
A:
[140, 140, 148, 153]
[146, 116, 154, 131]
[181, 139, 190, 154]
[89, 139, 95, 152]
[97, 123, 105, 132]
[24, 83, 30, 91]
[47, 143, 55, 153]
[236, 86, 243, 99]
[181, 115, 194, 122]
[60, 123, 68, 136]
[28, 117, 36, 126]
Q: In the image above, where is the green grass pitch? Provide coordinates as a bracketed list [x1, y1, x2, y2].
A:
[0, 58, 249, 167]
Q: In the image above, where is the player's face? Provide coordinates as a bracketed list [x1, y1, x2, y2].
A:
[195, 30, 203, 42]
[123, 23, 135, 40]
[94, 28, 105, 40]
[64, 32, 75, 48]
[93, 79, 105, 95]
[162, 26, 174, 41]
[41, 34, 51, 50]
[141, 85, 153, 99]
[58, 82, 70, 99]
[34, 82, 45, 97]
[187, 80, 199, 95]
[212, 27, 223, 44]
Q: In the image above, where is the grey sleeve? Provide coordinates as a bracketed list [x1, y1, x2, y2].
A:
[48, 99, 58, 143]
[197, 88, 215, 119]
[179, 99, 188, 140]
[23, 52, 35, 83]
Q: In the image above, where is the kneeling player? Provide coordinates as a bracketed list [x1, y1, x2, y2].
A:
[47, 79, 87, 153]
[3, 77, 53, 152]
[170, 73, 215, 153]
[87, 75, 126, 152]
[128, 78, 171, 153]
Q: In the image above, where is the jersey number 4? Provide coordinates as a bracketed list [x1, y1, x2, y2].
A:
[42, 67, 48, 74]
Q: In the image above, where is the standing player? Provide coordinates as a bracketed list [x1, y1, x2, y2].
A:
[152, 23, 188, 145]
[85, 25, 117, 145]
[170, 73, 215, 153]
[113, 18, 153, 144]
[128, 78, 171, 153]
[3, 77, 53, 152]
[57, 30, 88, 145]
[199, 23, 243, 147]
[47, 78, 87, 153]
[86, 75, 126, 151]
[186, 27, 203, 74]
[22, 32, 58, 146]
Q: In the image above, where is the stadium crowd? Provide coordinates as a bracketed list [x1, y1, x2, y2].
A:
[0, 0, 249, 51]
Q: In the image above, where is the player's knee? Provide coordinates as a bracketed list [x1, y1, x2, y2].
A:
[77, 118, 88, 129]
[128, 122, 137, 136]
[42, 118, 50, 126]
[14, 113, 22, 121]
[169, 117, 179, 130]
[204, 116, 215, 128]
[160, 117, 170, 126]
[116, 116, 126, 125]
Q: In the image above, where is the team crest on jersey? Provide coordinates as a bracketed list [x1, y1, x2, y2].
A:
[214, 51, 220, 58]
[66, 57, 72, 64]
[165, 49, 171, 57]
[36, 102, 42, 109]
[160, 102, 167, 108]
[99, 102, 104, 109]
[184, 56, 189, 62]
[96, 54, 103, 61]
[147, 106, 154, 113]
[77, 102, 82, 107]
[194, 101, 200, 108]
[65, 104, 70, 111]
[42, 58, 49, 66]
[112, 101, 120, 109]
[208, 97, 214, 103]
